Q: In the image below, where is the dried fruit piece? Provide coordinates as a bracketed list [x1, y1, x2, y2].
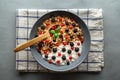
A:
[56, 60, 60, 64]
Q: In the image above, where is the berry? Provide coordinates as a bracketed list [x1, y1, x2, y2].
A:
[63, 42, 67, 46]
[62, 48, 66, 52]
[75, 47, 79, 52]
[58, 52, 61, 57]
[52, 26, 56, 30]
[44, 50, 48, 55]
[65, 28, 69, 33]
[45, 39, 50, 43]
[73, 28, 78, 33]
[61, 23, 64, 27]
[50, 34, 53, 37]
[55, 43, 59, 47]
[65, 35, 69, 39]
[45, 55, 48, 58]
[69, 26, 73, 29]
[77, 42, 81, 46]
[67, 61, 70, 65]
[70, 42, 74, 46]
[79, 37, 84, 43]
[77, 52, 81, 56]
[52, 56, 56, 60]
[69, 56, 73, 60]
[45, 22, 50, 26]
[48, 59, 52, 64]
[56, 60, 60, 64]
[67, 50, 72, 54]
[71, 47, 74, 50]
[62, 55, 66, 60]
[53, 48, 57, 53]
[38, 31, 42, 35]
[58, 18, 62, 22]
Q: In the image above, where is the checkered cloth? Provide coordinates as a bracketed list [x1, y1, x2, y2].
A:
[16, 9, 104, 72]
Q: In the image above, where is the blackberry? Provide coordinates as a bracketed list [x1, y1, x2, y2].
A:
[45, 55, 48, 59]
[62, 55, 66, 60]
[53, 48, 57, 53]
[70, 42, 74, 46]
[67, 50, 72, 54]
[75, 47, 79, 52]
[67, 61, 70, 65]
[52, 56, 56, 60]
[62, 48, 66, 52]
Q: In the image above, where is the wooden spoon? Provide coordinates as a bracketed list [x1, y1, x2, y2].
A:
[14, 27, 51, 52]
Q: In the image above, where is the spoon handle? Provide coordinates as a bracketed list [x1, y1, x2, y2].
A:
[14, 32, 49, 52]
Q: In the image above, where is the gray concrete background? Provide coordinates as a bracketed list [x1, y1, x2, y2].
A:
[0, 0, 120, 80]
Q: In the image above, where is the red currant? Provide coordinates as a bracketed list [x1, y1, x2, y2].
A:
[77, 52, 81, 56]
[69, 56, 73, 60]
[56, 60, 60, 64]
[58, 52, 61, 57]
[77, 42, 81, 46]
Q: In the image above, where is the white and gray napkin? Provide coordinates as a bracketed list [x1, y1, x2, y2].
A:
[16, 9, 104, 72]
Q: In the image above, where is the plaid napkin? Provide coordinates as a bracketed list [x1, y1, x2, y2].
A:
[16, 9, 104, 72]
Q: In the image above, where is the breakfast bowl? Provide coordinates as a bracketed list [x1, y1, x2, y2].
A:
[30, 10, 90, 72]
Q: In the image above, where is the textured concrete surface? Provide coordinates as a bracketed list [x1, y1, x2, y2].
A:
[0, 0, 120, 80]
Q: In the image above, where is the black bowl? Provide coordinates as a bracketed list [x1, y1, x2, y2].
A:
[30, 10, 90, 72]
